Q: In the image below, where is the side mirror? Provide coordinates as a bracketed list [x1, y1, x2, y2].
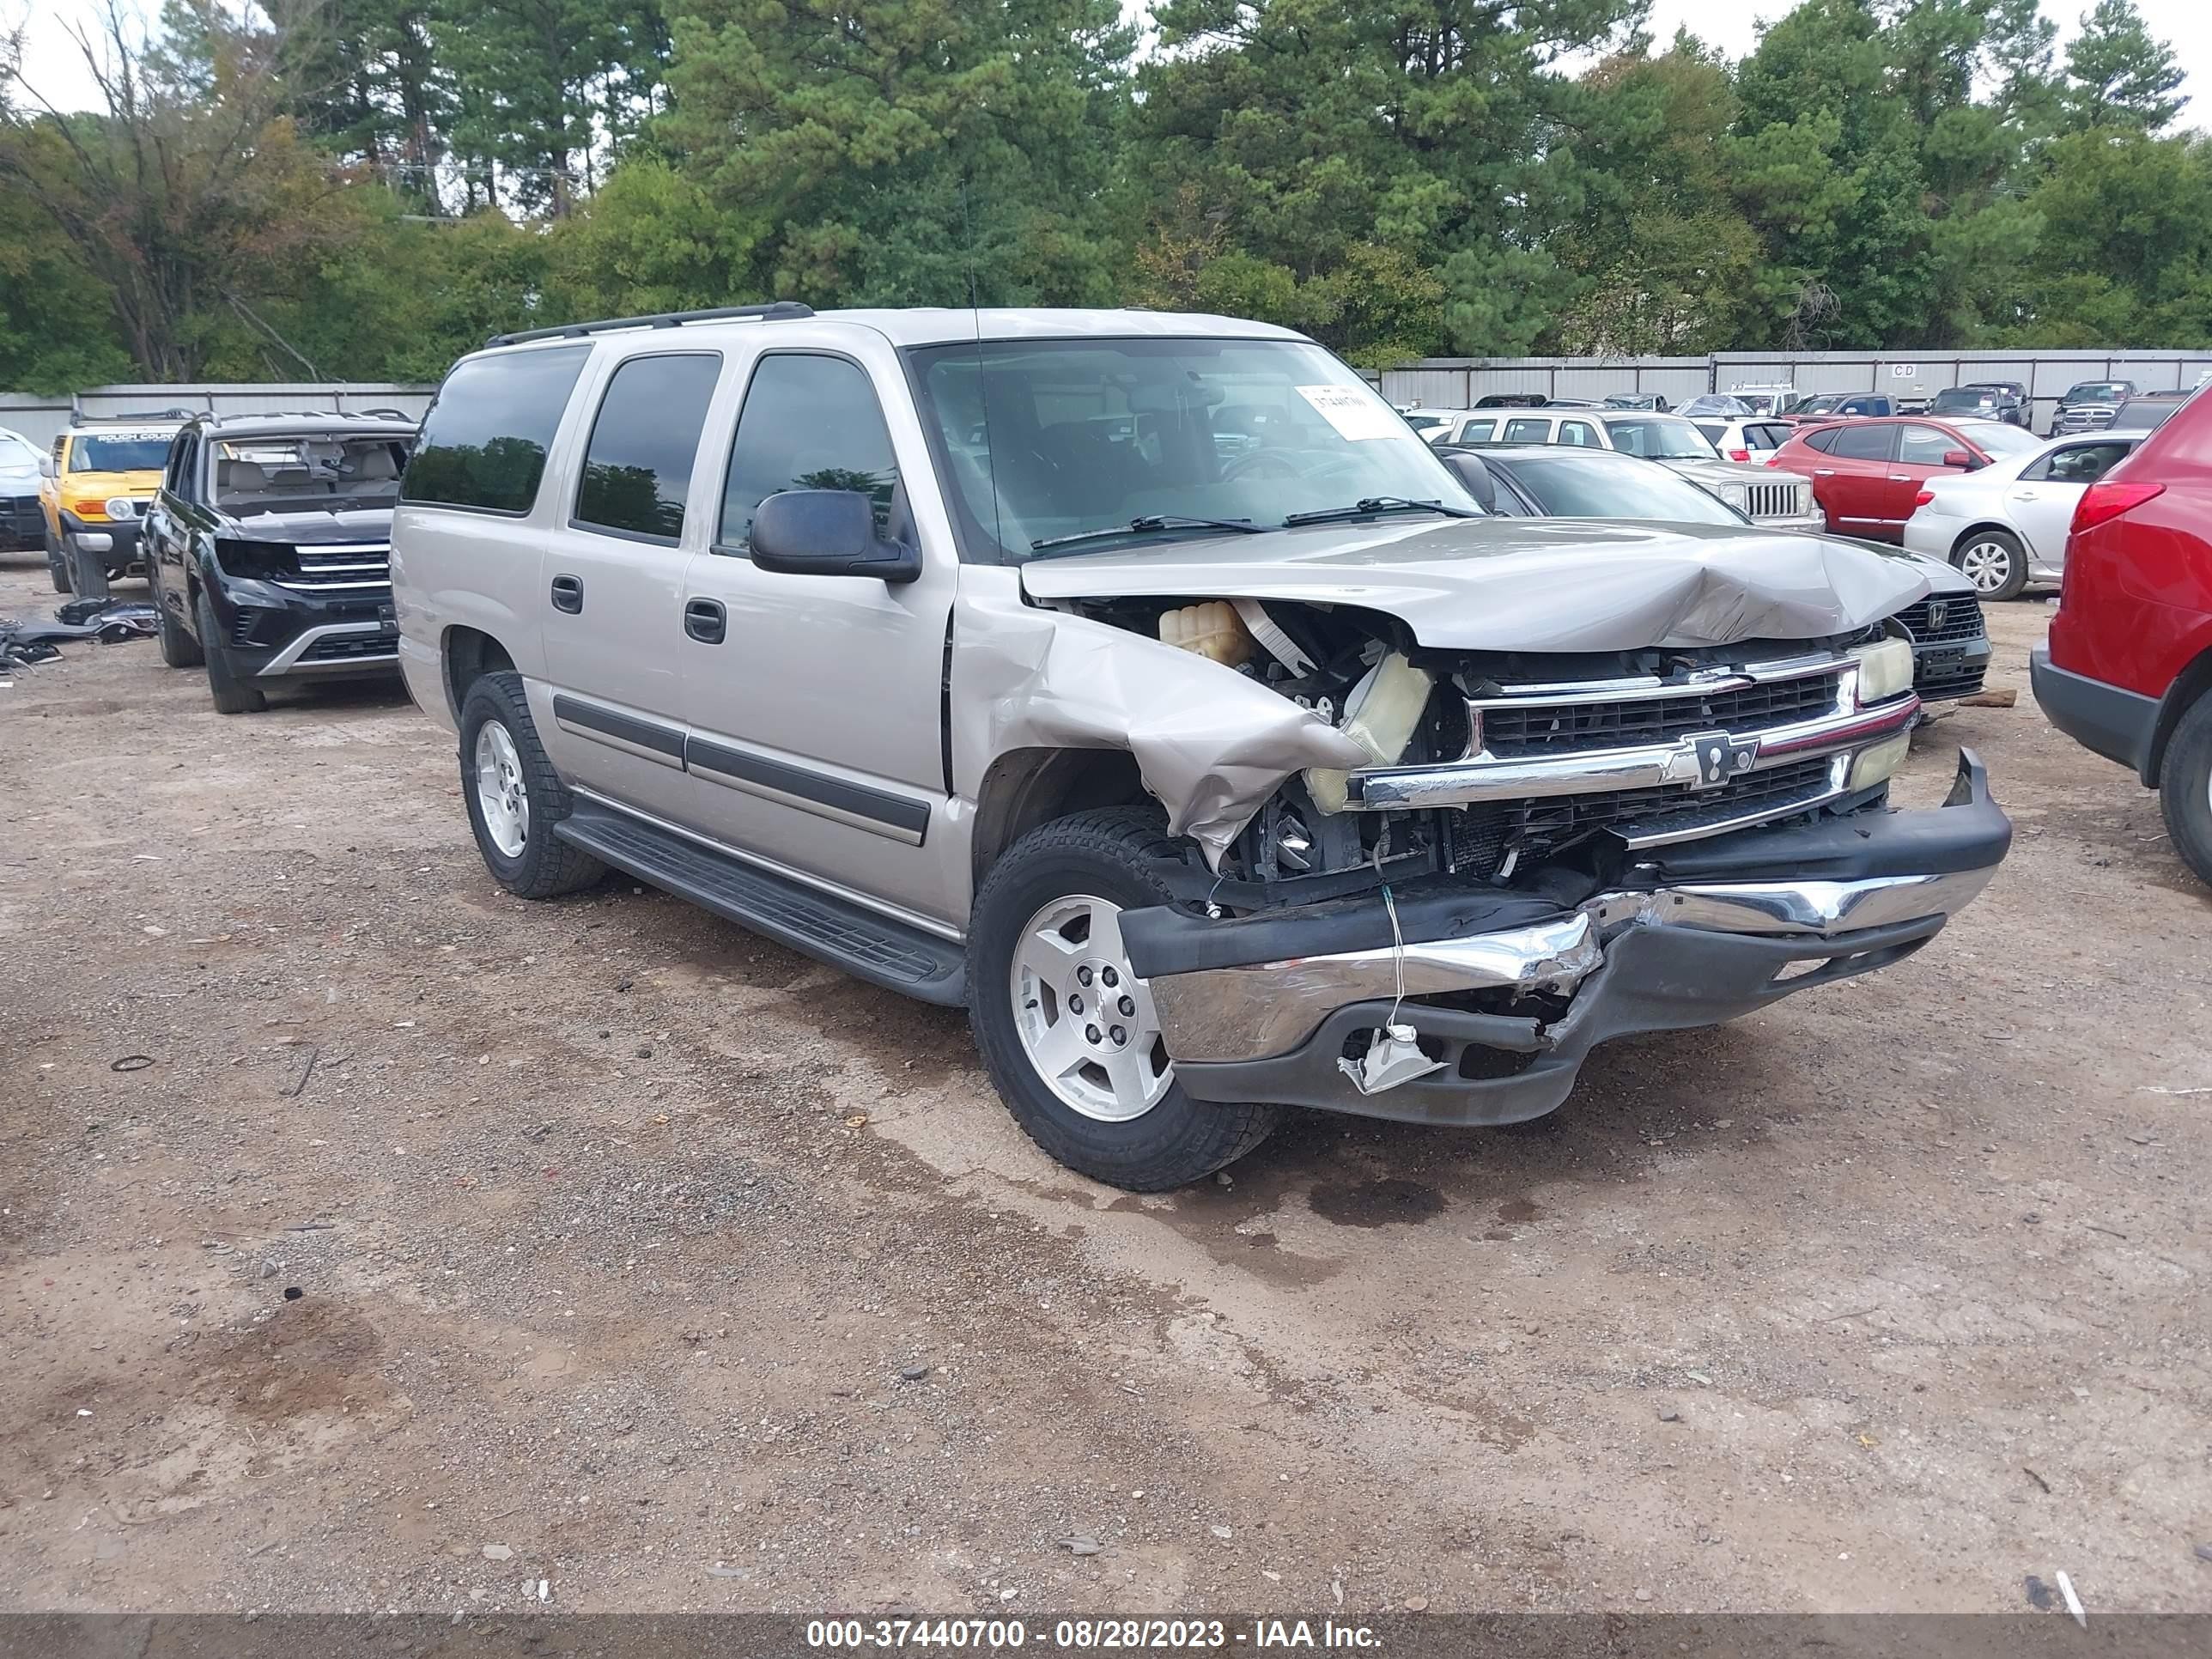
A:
[1439, 451, 1498, 512]
[39, 457, 55, 478]
[747, 489, 919, 583]
[1941, 449, 1981, 471]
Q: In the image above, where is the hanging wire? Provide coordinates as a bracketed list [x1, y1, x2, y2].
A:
[1382, 883, 1407, 1030]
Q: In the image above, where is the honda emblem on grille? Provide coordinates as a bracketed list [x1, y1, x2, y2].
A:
[1687, 729, 1760, 788]
[1926, 599, 1949, 631]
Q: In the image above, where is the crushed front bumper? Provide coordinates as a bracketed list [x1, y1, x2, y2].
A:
[1125, 749, 2009, 1127]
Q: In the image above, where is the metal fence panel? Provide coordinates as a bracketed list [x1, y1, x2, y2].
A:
[1391, 368, 1469, 409]
[5, 383, 435, 450]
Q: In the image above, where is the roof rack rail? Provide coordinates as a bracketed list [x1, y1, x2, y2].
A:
[70, 405, 198, 426]
[486, 301, 813, 349]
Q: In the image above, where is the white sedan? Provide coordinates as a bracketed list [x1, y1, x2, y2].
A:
[1901, 432, 2142, 599]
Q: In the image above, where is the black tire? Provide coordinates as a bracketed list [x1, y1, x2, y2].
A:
[2158, 691, 2212, 890]
[1953, 526, 2028, 601]
[457, 670, 605, 899]
[198, 588, 265, 714]
[46, 528, 72, 593]
[156, 582, 203, 668]
[968, 806, 1279, 1192]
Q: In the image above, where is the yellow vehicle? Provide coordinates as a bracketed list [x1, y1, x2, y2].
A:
[39, 410, 191, 594]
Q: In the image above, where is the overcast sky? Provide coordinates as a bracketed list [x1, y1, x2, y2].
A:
[9, 0, 2208, 125]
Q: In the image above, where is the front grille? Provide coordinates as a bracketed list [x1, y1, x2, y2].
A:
[2057, 406, 2116, 433]
[1479, 672, 1842, 757]
[300, 632, 396, 663]
[1745, 481, 1807, 520]
[1, 494, 40, 535]
[1500, 755, 1839, 852]
[279, 542, 391, 591]
[1892, 595, 1985, 644]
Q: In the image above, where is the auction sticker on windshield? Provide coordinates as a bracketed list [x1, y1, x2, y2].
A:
[1296, 384, 1401, 441]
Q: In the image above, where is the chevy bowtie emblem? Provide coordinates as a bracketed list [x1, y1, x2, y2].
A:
[1687, 729, 1760, 789]
[1926, 599, 1949, 631]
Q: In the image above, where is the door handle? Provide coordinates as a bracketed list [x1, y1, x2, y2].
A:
[550, 574, 583, 613]
[2011, 489, 2038, 500]
[1814, 468, 1836, 476]
[1887, 474, 1911, 482]
[684, 597, 726, 645]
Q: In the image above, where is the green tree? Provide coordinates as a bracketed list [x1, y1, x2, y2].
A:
[2062, 0, 2187, 134]
[665, 0, 1133, 308]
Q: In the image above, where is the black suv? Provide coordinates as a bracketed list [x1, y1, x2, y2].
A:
[143, 411, 416, 713]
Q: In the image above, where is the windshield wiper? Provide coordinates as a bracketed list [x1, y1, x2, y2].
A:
[1281, 496, 1482, 527]
[1027, 514, 1263, 554]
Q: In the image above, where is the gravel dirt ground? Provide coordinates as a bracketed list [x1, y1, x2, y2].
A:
[3, 559, 2209, 1620]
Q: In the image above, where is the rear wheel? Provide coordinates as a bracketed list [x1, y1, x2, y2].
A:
[1954, 528, 2027, 601]
[2158, 692, 2212, 890]
[198, 588, 265, 714]
[968, 807, 1279, 1191]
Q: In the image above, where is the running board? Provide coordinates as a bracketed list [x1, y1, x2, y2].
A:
[554, 803, 967, 1006]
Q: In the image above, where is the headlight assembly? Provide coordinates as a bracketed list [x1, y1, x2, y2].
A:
[1850, 637, 1914, 705]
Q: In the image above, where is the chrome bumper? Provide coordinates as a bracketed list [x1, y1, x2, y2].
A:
[1151, 865, 1992, 1066]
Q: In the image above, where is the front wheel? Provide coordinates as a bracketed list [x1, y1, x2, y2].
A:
[155, 580, 202, 668]
[967, 807, 1279, 1191]
[1954, 528, 2027, 600]
[198, 589, 265, 713]
[2159, 692, 2212, 890]
[45, 528, 72, 593]
[457, 671, 605, 899]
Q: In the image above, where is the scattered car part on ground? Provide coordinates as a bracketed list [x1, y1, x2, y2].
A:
[0, 597, 159, 668]
[1902, 433, 2142, 599]
[143, 410, 417, 714]
[1770, 416, 2040, 542]
[2031, 381, 2212, 887]
[393, 304, 2009, 1191]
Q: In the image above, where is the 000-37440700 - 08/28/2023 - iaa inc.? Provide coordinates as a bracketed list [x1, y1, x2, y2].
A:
[804, 1618, 1383, 1650]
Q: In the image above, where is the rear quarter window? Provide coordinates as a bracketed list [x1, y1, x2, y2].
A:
[403, 344, 592, 514]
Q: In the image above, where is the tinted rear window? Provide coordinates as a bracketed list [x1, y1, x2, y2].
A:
[403, 345, 592, 514]
[574, 353, 723, 542]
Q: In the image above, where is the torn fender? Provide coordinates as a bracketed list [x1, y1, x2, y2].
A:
[953, 576, 1368, 866]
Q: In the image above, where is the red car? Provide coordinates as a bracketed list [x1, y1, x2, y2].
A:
[1768, 416, 2042, 541]
[2030, 385, 2212, 884]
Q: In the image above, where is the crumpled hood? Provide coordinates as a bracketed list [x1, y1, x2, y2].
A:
[1018, 517, 1927, 653]
[219, 507, 395, 546]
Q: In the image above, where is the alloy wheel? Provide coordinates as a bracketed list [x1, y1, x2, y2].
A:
[1009, 893, 1172, 1122]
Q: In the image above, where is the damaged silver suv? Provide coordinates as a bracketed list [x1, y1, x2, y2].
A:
[392, 306, 2011, 1190]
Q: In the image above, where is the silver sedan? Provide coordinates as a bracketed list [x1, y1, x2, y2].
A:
[1902, 432, 2141, 599]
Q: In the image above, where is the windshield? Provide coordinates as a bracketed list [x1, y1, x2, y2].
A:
[2066, 382, 2128, 402]
[1604, 417, 1721, 459]
[1501, 453, 1741, 524]
[909, 337, 1476, 560]
[1402, 411, 1449, 431]
[70, 433, 173, 472]
[1930, 389, 1996, 413]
